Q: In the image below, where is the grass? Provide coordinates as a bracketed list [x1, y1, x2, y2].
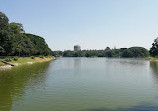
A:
[0, 56, 55, 66]
[12, 57, 54, 64]
[144, 57, 158, 61]
[0, 59, 5, 66]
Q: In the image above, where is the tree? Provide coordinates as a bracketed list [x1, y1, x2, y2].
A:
[0, 12, 9, 30]
[150, 38, 158, 57]
[122, 47, 149, 58]
[25, 33, 52, 55]
[9, 23, 33, 56]
[0, 12, 12, 55]
[0, 46, 5, 55]
[0, 12, 52, 56]
[122, 49, 133, 58]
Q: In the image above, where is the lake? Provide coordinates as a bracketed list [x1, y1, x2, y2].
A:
[0, 57, 158, 111]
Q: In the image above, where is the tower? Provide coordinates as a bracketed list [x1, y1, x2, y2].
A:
[74, 45, 81, 51]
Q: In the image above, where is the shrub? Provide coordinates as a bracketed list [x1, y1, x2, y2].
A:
[39, 55, 44, 58]
[13, 56, 19, 61]
[30, 56, 35, 59]
[4, 57, 12, 62]
[45, 56, 51, 58]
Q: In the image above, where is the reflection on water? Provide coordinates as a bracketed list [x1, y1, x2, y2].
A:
[74, 58, 81, 68]
[0, 62, 51, 111]
[1, 58, 158, 111]
[150, 61, 158, 89]
[150, 61, 158, 76]
[82, 104, 158, 111]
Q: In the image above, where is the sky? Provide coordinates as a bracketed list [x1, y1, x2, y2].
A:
[0, 0, 158, 51]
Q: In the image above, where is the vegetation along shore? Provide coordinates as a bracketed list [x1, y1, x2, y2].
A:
[0, 56, 55, 70]
[0, 12, 52, 56]
[0, 12, 54, 69]
[144, 58, 158, 61]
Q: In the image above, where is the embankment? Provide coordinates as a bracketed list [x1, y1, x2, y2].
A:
[0, 57, 55, 70]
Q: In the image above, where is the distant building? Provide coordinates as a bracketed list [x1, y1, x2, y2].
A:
[74, 45, 81, 51]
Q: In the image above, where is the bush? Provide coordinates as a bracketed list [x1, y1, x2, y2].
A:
[4, 57, 12, 62]
[39, 55, 44, 58]
[30, 56, 35, 59]
[13, 56, 19, 61]
[45, 56, 52, 58]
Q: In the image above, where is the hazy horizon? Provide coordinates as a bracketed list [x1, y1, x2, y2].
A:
[1, 0, 158, 51]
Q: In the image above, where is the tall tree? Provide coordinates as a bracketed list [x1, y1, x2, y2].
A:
[0, 12, 52, 56]
[9, 23, 24, 56]
[0, 12, 9, 30]
[150, 37, 158, 57]
[0, 12, 12, 55]
[25, 33, 52, 55]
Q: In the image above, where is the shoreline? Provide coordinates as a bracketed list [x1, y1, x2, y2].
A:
[144, 57, 158, 61]
[0, 56, 55, 70]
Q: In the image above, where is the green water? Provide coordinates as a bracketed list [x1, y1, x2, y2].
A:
[0, 58, 158, 111]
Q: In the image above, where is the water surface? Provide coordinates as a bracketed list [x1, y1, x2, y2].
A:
[0, 58, 158, 111]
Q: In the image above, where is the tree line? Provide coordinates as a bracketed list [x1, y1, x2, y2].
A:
[52, 37, 158, 58]
[52, 47, 149, 58]
[0, 12, 52, 56]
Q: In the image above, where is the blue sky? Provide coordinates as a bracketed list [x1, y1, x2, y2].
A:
[0, 0, 158, 51]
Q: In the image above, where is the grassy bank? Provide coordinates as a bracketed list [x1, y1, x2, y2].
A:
[0, 56, 55, 69]
[0, 61, 5, 66]
[144, 57, 158, 61]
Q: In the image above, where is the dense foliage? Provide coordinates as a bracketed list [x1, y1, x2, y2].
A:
[150, 38, 158, 57]
[0, 12, 52, 56]
[122, 47, 149, 58]
[25, 34, 52, 55]
[52, 47, 149, 58]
